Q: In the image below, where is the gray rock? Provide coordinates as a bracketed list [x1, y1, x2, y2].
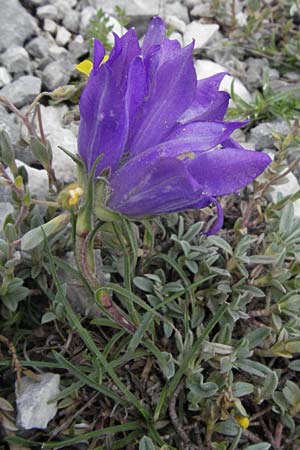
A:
[63, 9, 80, 33]
[68, 35, 89, 59]
[267, 170, 300, 215]
[0, 76, 41, 108]
[87, 0, 160, 16]
[165, 15, 186, 34]
[0, 46, 30, 74]
[165, 2, 189, 23]
[6, 160, 49, 198]
[42, 60, 72, 91]
[249, 121, 290, 149]
[16, 373, 60, 430]
[0, 0, 36, 52]
[0, 106, 19, 144]
[183, 22, 220, 50]
[191, 3, 214, 17]
[48, 44, 69, 60]
[0, 203, 14, 230]
[80, 6, 97, 33]
[36, 4, 58, 20]
[26, 36, 50, 59]
[39, 105, 77, 183]
[43, 18, 57, 35]
[56, 26, 72, 46]
[0, 68, 12, 88]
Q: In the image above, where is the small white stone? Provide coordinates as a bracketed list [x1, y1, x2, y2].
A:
[6, 160, 49, 199]
[106, 16, 126, 45]
[37, 4, 58, 20]
[48, 44, 69, 59]
[236, 11, 247, 27]
[16, 373, 60, 430]
[169, 31, 184, 47]
[44, 18, 57, 34]
[0, 67, 12, 87]
[184, 22, 219, 50]
[39, 105, 77, 183]
[165, 15, 186, 34]
[195, 59, 252, 105]
[80, 6, 96, 33]
[56, 26, 72, 47]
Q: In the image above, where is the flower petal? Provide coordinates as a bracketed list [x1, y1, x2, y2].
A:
[129, 42, 197, 155]
[106, 28, 140, 92]
[142, 16, 166, 56]
[186, 147, 272, 196]
[78, 64, 126, 175]
[108, 157, 201, 216]
[92, 38, 106, 71]
[179, 73, 230, 123]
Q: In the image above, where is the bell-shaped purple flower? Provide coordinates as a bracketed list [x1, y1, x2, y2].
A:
[78, 17, 271, 233]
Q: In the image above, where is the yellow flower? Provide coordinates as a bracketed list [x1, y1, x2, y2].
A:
[235, 415, 250, 429]
[75, 55, 109, 76]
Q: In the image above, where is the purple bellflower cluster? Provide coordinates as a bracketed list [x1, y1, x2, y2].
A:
[78, 17, 271, 234]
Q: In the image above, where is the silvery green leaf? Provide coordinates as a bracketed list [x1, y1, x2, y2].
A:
[214, 419, 239, 436]
[232, 382, 254, 397]
[133, 277, 153, 292]
[245, 327, 271, 349]
[185, 259, 198, 274]
[248, 255, 277, 264]
[236, 359, 272, 377]
[272, 391, 289, 413]
[243, 444, 271, 450]
[41, 311, 57, 324]
[279, 202, 294, 236]
[158, 352, 175, 380]
[288, 360, 300, 371]
[207, 235, 233, 255]
[283, 380, 300, 405]
[182, 221, 203, 241]
[258, 371, 278, 401]
[139, 436, 156, 450]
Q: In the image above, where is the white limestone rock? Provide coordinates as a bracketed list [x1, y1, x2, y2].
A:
[6, 160, 49, 199]
[165, 15, 186, 34]
[184, 22, 220, 50]
[16, 373, 60, 430]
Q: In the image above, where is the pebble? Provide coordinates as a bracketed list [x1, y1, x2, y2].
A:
[249, 121, 290, 149]
[16, 373, 60, 430]
[36, 4, 58, 21]
[56, 26, 72, 46]
[0, 46, 30, 74]
[0, 0, 36, 53]
[80, 6, 97, 34]
[0, 76, 41, 108]
[39, 105, 77, 183]
[165, 15, 186, 34]
[184, 22, 220, 50]
[190, 3, 214, 17]
[195, 59, 252, 105]
[0, 68, 12, 88]
[88, 0, 160, 16]
[165, 2, 189, 23]
[26, 36, 50, 59]
[63, 9, 80, 33]
[6, 160, 49, 199]
[48, 44, 69, 60]
[42, 60, 72, 91]
[44, 18, 57, 35]
[0, 106, 19, 144]
[68, 35, 89, 60]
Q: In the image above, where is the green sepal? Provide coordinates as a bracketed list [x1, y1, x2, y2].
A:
[21, 213, 70, 251]
[93, 176, 121, 222]
[0, 129, 17, 176]
[30, 136, 53, 170]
